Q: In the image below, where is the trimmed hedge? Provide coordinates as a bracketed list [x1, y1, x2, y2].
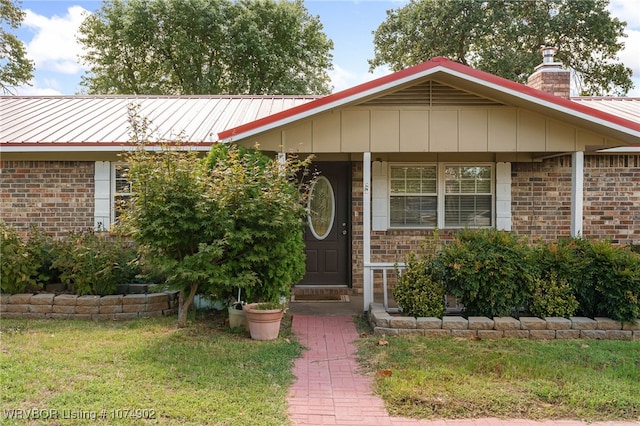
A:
[397, 230, 640, 324]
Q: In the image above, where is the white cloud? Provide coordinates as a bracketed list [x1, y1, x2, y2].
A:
[13, 82, 62, 96]
[608, 0, 640, 96]
[329, 64, 392, 93]
[23, 6, 90, 75]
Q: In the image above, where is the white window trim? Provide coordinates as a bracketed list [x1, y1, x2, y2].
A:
[385, 162, 495, 230]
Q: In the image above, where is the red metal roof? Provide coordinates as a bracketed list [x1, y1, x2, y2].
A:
[217, 57, 640, 143]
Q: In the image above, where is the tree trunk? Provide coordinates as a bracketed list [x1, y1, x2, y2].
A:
[177, 283, 198, 328]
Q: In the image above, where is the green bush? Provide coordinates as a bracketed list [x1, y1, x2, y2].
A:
[575, 239, 639, 323]
[393, 232, 445, 318]
[432, 228, 536, 318]
[53, 231, 138, 296]
[25, 226, 63, 287]
[393, 253, 445, 318]
[1, 222, 41, 294]
[528, 273, 579, 318]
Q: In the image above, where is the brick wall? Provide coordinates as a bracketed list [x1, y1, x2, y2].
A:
[0, 161, 95, 237]
[511, 156, 573, 241]
[583, 155, 640, 243]
[511, 154, 640, 244]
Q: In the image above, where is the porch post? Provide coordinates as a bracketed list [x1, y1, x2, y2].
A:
[571, 151, 584, 238]
[363, 152, 372, 312]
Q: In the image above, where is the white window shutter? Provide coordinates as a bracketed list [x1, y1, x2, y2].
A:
[372, 161, 388, 231]
[94, 161, 111, 231]
[495, 162, 512, 231]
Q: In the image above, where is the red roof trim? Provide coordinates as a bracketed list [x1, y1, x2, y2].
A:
[2, 141, 216, 147]
[217, 57, 640, 141]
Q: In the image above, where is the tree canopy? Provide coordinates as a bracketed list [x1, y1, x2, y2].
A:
[78, 0, 334, 95]
[0, 0, 34, 94]
[369, 0, 634, 96]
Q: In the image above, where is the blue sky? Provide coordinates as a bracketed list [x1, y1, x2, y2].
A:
[13, 0, 640, 96]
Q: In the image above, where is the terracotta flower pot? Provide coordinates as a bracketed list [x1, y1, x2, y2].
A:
[243, 303, 284, 341]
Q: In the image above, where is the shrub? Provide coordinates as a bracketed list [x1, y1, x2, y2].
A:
[528, 273, 579, 318]
[25, 226, 63, 287]
[393, 253, 445, 318]
[575, 239, 639, 323]
[1, 222, 41, 294]
[53, 231, 138, 296]
[432, 228, 536, 318]
[393, 232, 445, 318]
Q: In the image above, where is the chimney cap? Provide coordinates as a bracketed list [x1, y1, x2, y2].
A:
[541, 46, 558, 63]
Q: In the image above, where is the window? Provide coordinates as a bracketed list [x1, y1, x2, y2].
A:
[387, 164, 493, 229]
[112, 163, 132, 222]
[389, 165, 437, 227]
[444, 166, 492, 227]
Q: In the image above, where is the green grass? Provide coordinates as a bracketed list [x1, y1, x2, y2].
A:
[0, 312, 302, 425]
[356, 333, 640, 422]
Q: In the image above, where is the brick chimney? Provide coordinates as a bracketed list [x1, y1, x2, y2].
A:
[526, 46, 570, 99]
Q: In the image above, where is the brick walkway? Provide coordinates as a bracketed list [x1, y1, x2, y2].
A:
[287, 314, 638, 426]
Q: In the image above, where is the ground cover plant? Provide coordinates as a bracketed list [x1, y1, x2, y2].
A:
[0, 314, 301, 425]
[356, 334, 640, 422]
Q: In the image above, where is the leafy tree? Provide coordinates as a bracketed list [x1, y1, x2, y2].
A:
[120, 106, 312, 327]
[78, 0, 333, 95]
[370, 0, 633, 96]
[0, 0, 34, 93]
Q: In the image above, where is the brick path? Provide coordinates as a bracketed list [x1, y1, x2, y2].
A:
[287, 314, 638, 426]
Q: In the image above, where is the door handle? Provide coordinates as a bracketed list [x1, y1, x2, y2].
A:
[342, 230, 347, 235]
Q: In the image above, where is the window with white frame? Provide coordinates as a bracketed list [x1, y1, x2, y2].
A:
[112, 163, 132, 223]
[389, 165, 437, 227]
[388, 163, 493, 229]
[444, 165, 492, 227]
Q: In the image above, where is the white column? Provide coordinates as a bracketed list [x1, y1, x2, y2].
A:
[571, 151, 584, 238]
[495, 162, 512, 231]
[363, 152, 372, 312]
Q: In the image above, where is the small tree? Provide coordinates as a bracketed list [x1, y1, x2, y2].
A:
[120, 109, 312, 327]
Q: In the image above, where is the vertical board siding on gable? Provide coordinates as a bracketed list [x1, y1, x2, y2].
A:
[0, 161, 95, 238]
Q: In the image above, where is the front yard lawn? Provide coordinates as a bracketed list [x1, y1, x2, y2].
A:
[0, 313, 301, 425]
[356, 334, 640, 422]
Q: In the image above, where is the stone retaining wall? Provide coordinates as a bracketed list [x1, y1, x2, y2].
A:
[0, 292, 179, 320]
[369, 303, 640, 340]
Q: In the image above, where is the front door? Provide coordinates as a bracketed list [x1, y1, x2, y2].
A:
[299, 162, 350, 286]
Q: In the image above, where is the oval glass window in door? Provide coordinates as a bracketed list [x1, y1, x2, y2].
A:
[308, 176, 335, 240]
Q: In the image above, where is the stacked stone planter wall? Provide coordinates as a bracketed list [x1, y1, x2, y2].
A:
[369, 303, 640, 340]
[0, 292, 179, 320]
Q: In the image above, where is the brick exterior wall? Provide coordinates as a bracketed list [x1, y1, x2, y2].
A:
[511, 154, 640, 244]
[0, 161, 95, 238]
[511, 156, 573, 241]
[583, 155, 640, 243]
